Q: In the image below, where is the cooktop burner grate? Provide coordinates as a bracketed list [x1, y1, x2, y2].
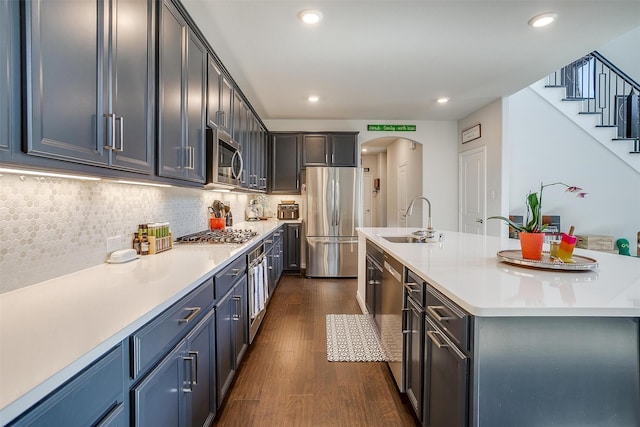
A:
[175, 229, 259, 244]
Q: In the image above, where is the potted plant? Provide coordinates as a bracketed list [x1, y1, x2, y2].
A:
[489, 182, 586, 260]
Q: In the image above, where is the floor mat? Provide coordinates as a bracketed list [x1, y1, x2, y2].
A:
[325, 314, 387, 362]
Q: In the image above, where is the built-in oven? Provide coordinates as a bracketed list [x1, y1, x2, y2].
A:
[206, 128, 243, 188]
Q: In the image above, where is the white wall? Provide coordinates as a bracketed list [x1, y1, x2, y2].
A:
[506, 87, 640, 244]
[264, 119, 459, 232]
[597, 26, 640, 83]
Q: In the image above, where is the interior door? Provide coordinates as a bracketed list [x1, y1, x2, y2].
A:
[363, 174, 373, 227]
[459, 147, 486, 235]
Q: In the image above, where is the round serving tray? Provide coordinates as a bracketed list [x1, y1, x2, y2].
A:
[497, 250, 598, 271]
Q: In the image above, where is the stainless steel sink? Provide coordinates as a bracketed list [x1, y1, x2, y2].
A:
[381, 236, 428, 243]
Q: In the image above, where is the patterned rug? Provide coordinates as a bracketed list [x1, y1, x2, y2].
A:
[326, 314, 387, 362]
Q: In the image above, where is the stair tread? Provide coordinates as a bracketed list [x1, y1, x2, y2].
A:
[612, 137, 640, 140]
[580, 112, 603, 115]
[563, 97, 592, 101]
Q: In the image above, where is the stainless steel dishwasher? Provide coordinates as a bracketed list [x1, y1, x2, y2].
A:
[381, 252, 404, 391]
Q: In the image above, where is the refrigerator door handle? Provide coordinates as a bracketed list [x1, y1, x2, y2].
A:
[335, 177, 341, 226]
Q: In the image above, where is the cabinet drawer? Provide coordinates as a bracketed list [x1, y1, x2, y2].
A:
[10, 345, 124, 427]
[215, 255, 246, 299]
[131, 278, 214, 378]
[426, 285, 470, 350]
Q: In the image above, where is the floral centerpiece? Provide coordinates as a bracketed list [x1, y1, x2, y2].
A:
[489, 182, 586, 259]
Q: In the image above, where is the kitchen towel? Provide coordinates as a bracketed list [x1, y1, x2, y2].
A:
[325, 314, 387, 362]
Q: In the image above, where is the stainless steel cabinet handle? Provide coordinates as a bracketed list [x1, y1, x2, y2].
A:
[332, 154, 335, 164]
[103, 113, 116, 150]
[405, 283, 421, 293]
[295, 228, 299, 238]
[115, 116, 124, 152]
[427, 330, 449, 349]
[232, 296, 241, 320]
[296, 179, 299, 189]
[229, 268, 243, 277]
[182, 355, 195, 392]
[178, 307, 201, 324]
[188, 351, 199, 385]
[427, 305, 455, 322]
[185, 146, 195, 170]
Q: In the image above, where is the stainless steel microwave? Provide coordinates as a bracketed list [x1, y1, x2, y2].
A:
[206, 128, 243, 187]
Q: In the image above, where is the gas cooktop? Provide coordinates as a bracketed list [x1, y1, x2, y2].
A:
[175, 229, 259, 245]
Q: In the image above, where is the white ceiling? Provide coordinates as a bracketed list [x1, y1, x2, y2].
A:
[182, 0, 640, 122]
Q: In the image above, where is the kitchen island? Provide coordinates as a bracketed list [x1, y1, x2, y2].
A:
[0, 220, 292, 425]
[357, 227, 640, 427]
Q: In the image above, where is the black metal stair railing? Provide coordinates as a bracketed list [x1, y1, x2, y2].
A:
[546, 51, 640, 153]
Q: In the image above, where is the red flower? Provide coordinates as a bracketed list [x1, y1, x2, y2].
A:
[565, 186, 583, 193]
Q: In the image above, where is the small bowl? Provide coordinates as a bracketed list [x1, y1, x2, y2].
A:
[209, 217, 226, 230]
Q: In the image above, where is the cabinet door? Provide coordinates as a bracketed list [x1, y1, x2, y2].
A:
[258, 125, 268, 190]
[206, 56, 221, 128]
[186, 310, 216, 427]
[423, 317, 469, 427]
[158, 0, 186, 179]
[232, 276, 249, 367]
[404, 297, 424, 420]
[0, 0, 19, 159]
[25, 0, 106, 165]
[185, 29, 207, 183]
[330, 133, 358, 167]
[302, 134, 329, 166]
[215, 289, 235, 406]
[109, 0, 154, 173]
[270, 133, 301, 194]
[284, 224, 301, 270]
[133, 340, 188, 427]
[218, 76, 233, 136]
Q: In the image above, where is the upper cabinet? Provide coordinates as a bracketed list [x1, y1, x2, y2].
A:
[269, 133, 301, 194]
[206, 55, 221, 129]
[158, 0, 206, 183]
[302, 133, 359, 167]
[0, 0, 19, 159]
[23, 0, 155, 174]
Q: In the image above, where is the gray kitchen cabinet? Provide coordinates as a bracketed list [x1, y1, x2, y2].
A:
[132, 309, 215, 427]
[242, 111, 267, 192]
[269, 133, 301, 194]
[302, 132, 359, 167]
[215, 259, 248, 407]
[0, 0, 19, 159]
[23, 0, 155, 173]
[206, 55, 221, 129]
[8, 345, 125, 427]
[284, 223, 301, 272]
[158, 0, 206, 183]
[218, 75, 234, 137]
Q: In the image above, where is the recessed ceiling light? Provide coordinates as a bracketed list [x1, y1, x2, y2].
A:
[308, 95, 320, 103]
[528, 12, 557, 28]
[298, 9, 322, 25]
[437, 97, 449, 104]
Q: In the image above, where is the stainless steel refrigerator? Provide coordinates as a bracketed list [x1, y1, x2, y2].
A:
[306, 167, 362, 277]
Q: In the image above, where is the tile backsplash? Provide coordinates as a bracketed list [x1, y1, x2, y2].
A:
[1, 173, 304, 293]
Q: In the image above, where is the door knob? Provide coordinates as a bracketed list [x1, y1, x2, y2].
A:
[475, 218, 484, 224]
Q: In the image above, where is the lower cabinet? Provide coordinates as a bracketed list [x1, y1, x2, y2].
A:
[215, 274, 248, 407]
[132, 309, 216, 427]
[8, 345, 125, 427]
[283, 223, 301, 272]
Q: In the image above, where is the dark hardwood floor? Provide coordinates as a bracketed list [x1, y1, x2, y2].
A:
[214, 275, 420, 426]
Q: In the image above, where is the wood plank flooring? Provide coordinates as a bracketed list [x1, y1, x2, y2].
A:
[214, 276, 420, 427]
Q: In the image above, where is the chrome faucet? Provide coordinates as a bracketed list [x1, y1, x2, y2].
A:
[406, 196, 433, 231]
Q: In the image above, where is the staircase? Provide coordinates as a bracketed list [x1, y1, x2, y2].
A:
[530, 51, 640, 174]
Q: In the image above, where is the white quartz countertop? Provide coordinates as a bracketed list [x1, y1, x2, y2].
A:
[0, 220, 284, 424]
[358, 227, 640, 318]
